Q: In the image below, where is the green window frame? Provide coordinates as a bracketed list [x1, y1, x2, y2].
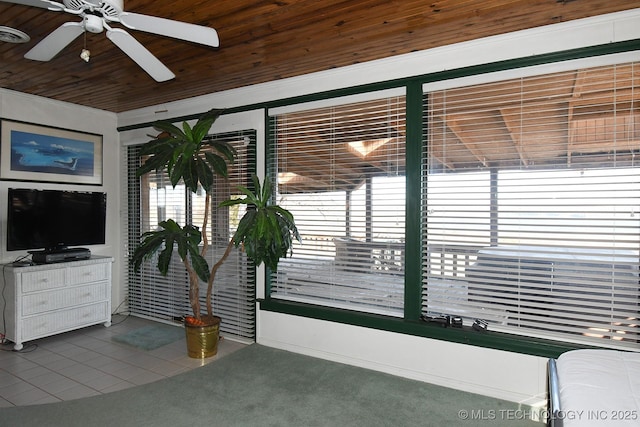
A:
[260, 41, 640, 358]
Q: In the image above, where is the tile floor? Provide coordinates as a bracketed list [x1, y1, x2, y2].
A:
[0, 314, 247, 407]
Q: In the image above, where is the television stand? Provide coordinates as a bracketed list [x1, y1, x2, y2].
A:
[0, 256, 113, 350]
[29, 247, 91, 264]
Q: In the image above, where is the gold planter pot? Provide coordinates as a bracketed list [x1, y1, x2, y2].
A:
[184, 315, 221, 358]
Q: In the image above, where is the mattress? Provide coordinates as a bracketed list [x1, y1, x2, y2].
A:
[556, 349, 640, 427]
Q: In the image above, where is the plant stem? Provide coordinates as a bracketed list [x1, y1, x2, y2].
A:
[200, 192, 211, 258]
[206, 239, 235, 317]
[182, 256, 201, 319]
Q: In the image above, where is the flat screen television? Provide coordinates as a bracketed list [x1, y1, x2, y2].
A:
[7, 188, 107, 253]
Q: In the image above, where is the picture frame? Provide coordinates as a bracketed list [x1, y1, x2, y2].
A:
[0, 119, 103, 185]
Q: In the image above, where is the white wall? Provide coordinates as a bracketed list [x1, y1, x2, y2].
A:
[0, 89, 122, 307]
[258, 312, 547, 405]
[116, 9, 640, 406]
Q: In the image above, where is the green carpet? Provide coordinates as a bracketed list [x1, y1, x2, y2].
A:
[111, 324, 184, 350]
[0, 344, 542, 426]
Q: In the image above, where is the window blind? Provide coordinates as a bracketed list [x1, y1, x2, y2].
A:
[127, 130, 257, 340]
[269, 93, 407, 316]
[422, 62, 640, 349]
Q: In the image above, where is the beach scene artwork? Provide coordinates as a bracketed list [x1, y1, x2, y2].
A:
[10, 129, 95, 177]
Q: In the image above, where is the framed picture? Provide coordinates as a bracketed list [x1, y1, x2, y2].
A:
[0, 119, 103, 185]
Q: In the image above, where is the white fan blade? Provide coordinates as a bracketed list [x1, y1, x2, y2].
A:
[24, 21, 84, 61]
[106, 28, 175, 82]
[0, 0, 64, 11]
[118, 12, 219, 47]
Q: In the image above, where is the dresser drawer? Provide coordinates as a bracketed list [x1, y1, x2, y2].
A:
[22, 283, 108, 316]
[68, 263, 109, 285]
[20, 269, 67, 293]
[21, 302, 109, 341]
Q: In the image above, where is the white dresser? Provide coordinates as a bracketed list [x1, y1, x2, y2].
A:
[0, 256, 113, 350]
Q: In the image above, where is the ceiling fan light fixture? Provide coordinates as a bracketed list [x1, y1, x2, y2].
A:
[84, 14, 104, 33]
[0, 26, 30, 44]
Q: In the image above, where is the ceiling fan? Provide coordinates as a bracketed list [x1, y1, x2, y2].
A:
[1, 0, 219, 81]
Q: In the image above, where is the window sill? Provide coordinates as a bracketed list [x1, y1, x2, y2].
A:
[259, 298, 593, 359]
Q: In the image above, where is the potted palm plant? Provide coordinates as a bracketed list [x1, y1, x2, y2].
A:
[131, 108, 299, 358]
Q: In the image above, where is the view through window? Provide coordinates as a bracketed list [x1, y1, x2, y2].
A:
[423, 62, 640, 349]
[269, 93, 407, 316]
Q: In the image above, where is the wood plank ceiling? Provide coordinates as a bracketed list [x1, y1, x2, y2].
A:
[0, 0, 638, 113]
